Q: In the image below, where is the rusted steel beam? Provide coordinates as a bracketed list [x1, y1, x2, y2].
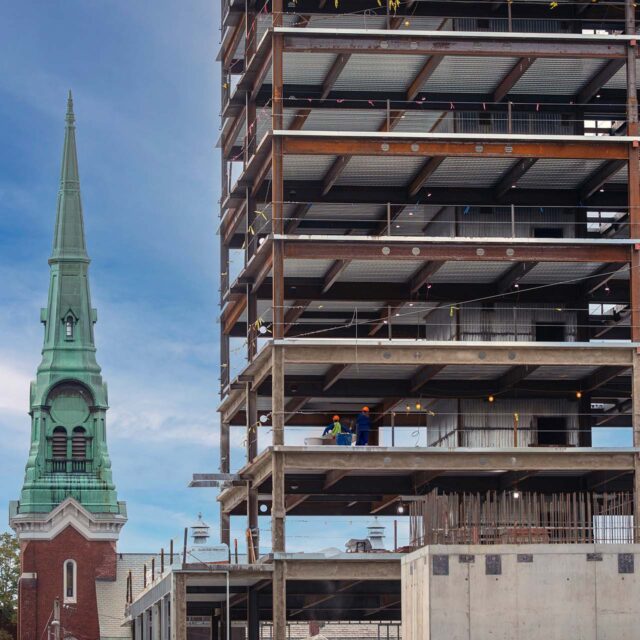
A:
[323, 469, 349, 490]
[579, 159, 627, 200]
[284, 396, 309, 424]
[408, 157, 445, 197]
[581, 262, 624, 295]
[323, 364, 350, 391]
[284, 300, 309, 335]
[408, 260, 445, 294]
[223, 296, 247, 336]
[576, 59, 626, 104]
[281, 32, 631, 59]
[406, 55, 444, 101]
[321, 155, 352, 196]
[580, 365, 629, 392]
[285, 202, 312, 233]
[221, 199, 247, 245]
[289, 107, 311, 131]
[494, 158, 538, 198]
[249, 49, 273, 102]
[222, 106, 247, 159]
[368, 303, 402, 337]
[410, 365, 446, 393]
[494, 261, 539, 292]
[371, 398, 403, 425]
[322, 259, 351, 293]
[283, 239, 631, 263]
[222, 18, 245, 71]
[493, 57, 536, 102]
[322, 52, 351, 96]
[495, 365, 540, 392]
[280, 135, 630, 160]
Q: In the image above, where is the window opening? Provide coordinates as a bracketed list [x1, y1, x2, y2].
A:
[535, 322, 565, 342]
[71, 427, 87, 472]
[51, 427, 67, 472]
[537, 417, 568, 446]
[63, 560, 77, 603]
[65, 315, 74, 340]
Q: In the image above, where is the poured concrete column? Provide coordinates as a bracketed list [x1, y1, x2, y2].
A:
[633, 351, 640, 541]
[171, 573, 187, 640]
[272, 448, 287, 639]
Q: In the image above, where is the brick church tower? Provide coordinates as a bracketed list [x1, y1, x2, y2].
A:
[9, 94, 127, 640]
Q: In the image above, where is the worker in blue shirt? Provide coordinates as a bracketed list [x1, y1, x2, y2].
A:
[355, 406, 371, 446]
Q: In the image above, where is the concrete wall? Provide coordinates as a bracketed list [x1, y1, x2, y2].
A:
[402, 544, 640, 640]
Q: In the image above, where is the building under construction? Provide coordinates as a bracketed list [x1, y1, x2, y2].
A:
[129, 0, 640, 637]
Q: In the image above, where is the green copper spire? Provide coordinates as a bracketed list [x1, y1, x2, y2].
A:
[16, 94, 123, 515]
[50, 91, 88, 263]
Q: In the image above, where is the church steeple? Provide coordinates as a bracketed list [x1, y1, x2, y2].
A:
[50, 91, 88, 263]
[13, 95, 124, 516]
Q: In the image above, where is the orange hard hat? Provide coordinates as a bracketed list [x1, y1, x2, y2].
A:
[333, 415, 340, 421]
[362, 406, 370, 412]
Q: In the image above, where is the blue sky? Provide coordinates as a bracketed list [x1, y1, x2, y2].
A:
[0, 0, 224, 552]
[0, 0, 395, 555]
[0, 2, 632, 555]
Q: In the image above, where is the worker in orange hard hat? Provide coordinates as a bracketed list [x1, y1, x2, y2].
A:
[323, 415, 343, 438]
[355, 406, 371, 446]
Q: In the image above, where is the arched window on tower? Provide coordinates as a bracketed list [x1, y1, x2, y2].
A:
[65, 314, 74, 340]
[63, 559, 77, 604]
[51, 427, 67, 472]
[71, 427, 87, 472]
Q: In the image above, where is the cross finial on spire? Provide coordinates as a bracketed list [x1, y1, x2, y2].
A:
[66, 90, 75, 125]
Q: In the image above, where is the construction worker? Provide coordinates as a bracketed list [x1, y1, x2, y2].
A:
[323, 415, 343, 438]
[355, 407, 371, 446]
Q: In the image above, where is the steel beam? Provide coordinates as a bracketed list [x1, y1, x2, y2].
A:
[579, 160, 627, 200]
[283, 239, 630, 263]
[280, 133, 630, 160]
[576, 59, 626, 104]
[281, 342, 634, 367]
[494, 158, 538, 198]
[493, 57, 536, 102]
[281, 447, 637, 473]
[280, 30, 632, 59]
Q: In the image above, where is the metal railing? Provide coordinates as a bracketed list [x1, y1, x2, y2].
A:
[410, 490, 635, 547]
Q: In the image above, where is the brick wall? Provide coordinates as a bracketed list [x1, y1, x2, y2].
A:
[19, 526, 117, 640]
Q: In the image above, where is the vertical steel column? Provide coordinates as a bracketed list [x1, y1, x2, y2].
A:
[247, 587, 260, 640]
[272, 449, 286, 639]
[271, 3, 287, 633]
[220, 332, 230, 395]
[271, 0, 286, 450]
[272, 0, 285, 341]
[247, 282, 258, 362]
[220, 420, 230, 547]
[220, 242, 229, 307]
[625, 0, 640, 541]
[625, 2, 639, 378]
